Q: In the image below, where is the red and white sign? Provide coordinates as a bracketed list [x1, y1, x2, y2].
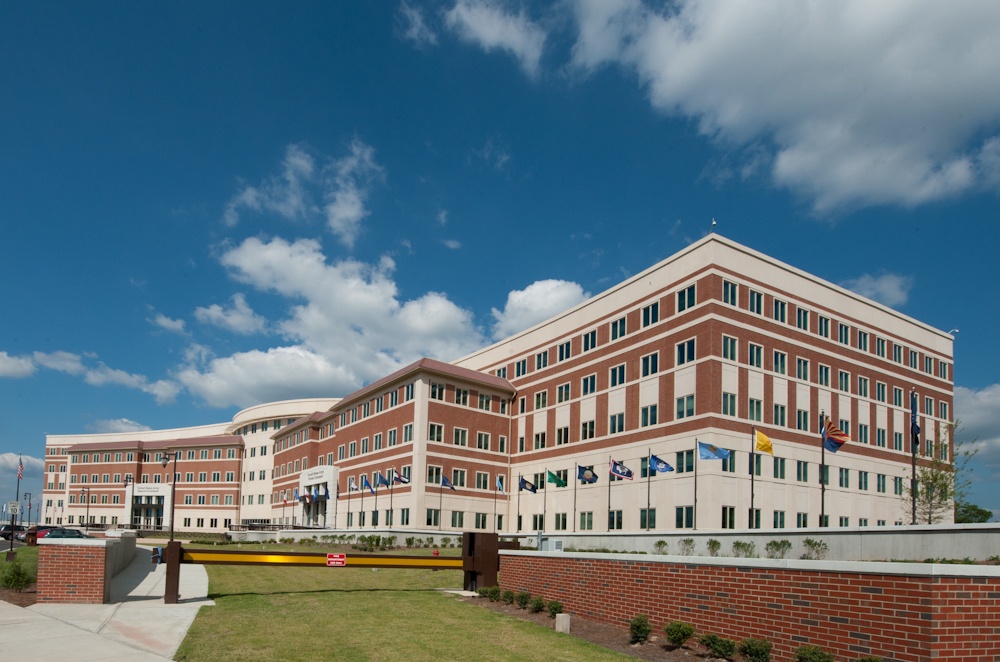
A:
[326, 553, 347, 567]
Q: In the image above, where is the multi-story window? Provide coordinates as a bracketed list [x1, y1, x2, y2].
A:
[677, 339, 695, 365]
[721, 506, 736, 529]
[839, 467, 850, 488]
[557, 341, 571, 362]
[608, 510, 623, 530]
[535, 351, 548, 370]
[723, 280, 738, 306]
[642, 302, 659, 327]
[723, 335, 738, 361]
[609, 412, 625, 434]
[534, 391, 547, 409]
[610, 364, 625, 387]
[748, 343, 762, 368]
[748, 290, 763, 314]
[639, 508, 656, 529]
[796, 460, 808, 483]
[839, 324, 850, 344]
[579, 511, 594, 530]
[722, 392, 737, 417]
[858, 376, 869, 398]
[557, 383, 570, 403]
[582, 374, 596, 395]
[676, 395, 694, 419]
[675, 506, 694, 529]
[556, 427, 570, 445]
[748, 398, 762, 422]
[580, 420, 595, 440]
[818, 364, 830, 386]
[858, 423, 869, 444]
[676, 450, 694, 473]
[773, 351, 786, 375]
[773, 457, 786, 480]
[533, 432, 546, 449]
[796, 358, 809, 380]
[476, 432, 490, 450]
[515, 359, 527, 377]
[773, 299, 787, 323]
[818, 316, 830, 338]
[773, 404, 786, 427]
[838, 370, 850, 392]
[582, 330, 597, 352]
[640, 404, 657, 427]
[641, 352, 659, 377]
[428, 424, 443, 443]
[677, 284, 695, 312]
[858, 471, 869, 491]
[796, 409, 809, 431]
[773, 510, 786, 528]
[610, 317, 626, 340]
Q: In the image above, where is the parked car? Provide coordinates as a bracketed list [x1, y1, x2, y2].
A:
[0, 524, 26, 540]
[18, 525, 58, 542]
[44, 528, 95, 539]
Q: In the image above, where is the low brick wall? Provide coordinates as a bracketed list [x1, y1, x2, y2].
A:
[37, 539, 116, 603]
[499, 551, 1000, 661]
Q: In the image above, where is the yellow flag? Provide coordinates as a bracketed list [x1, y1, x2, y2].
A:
[755, 430, 773, 455]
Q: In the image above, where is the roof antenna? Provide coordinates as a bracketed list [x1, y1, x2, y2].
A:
[710, 218, 717, 233]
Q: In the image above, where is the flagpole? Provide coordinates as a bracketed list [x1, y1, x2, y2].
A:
[439, 478, 443, 531]
[910, 390, 918, 526]
[517, 474, 521, 532]
[646, 449, 651, 531]
[693, 441, 699, 531]
[388, 473, 393, 530]
[607, 455, 612, 532]
[374, 477, 379, 528]
[493, 478, 497, 533]
[334, 483, 339, 530]
[749, 428, 756, 530]
[8, 454, 22, 558]
[543, 468, 548, 532]
[572, 464, 578, 533]
[820, 411, 826, 528]
[347, 481, 351, 529]
[360, 481, 364, 528]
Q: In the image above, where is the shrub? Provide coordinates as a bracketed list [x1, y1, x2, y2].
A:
[501, 589, 516, 605]
[765, 539, 792, 559]
[679, 538, 695, 555]
[707, 539, 721, 556]
[0, 559, 33, 592]
[477, 587, 491, 598]
[698, 634, 736, 660]
[738, 637, 772, 662]
[664, 620, 695, 647]
[795, 645, 835, 662]
[529, 596, 546, 613]
[802, 538, 829, 560]
[653, 540, 669, 554]
[629, 614, 653, 644]
[856, 657, 884, 662]
[732, 541, 757, 558]
[516, 591, 532, 609]
[547, 600, 563, 618]
[405, 536, 416, 548]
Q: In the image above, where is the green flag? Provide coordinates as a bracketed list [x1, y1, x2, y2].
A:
[546, 470, 567, 488]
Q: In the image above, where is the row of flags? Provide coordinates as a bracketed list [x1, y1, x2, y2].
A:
[347, 468, 411, 495]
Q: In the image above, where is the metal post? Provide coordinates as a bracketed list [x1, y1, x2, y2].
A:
[161, 450, 178, 541]
[80, 487, 91, 530]
[23, 493, 32, 528]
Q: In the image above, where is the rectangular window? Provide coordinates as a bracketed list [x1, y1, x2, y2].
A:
[796, 307, 809, 331]
[893, 476, 904, 496]
[773, 351, 786, 375]
[796, 460, 808, 483]
[839, 467, 850, 488]
[639, 508, 656, 529]
[773, 404, 786, 427]
[748, 343, 762, 368]
[556, 427, 570, 445]
[452, 469, 466, 488]
[534, 391, 547, 409]
[748, 398, 762, 422]
[818, 316, 830, 338]
[858, 376, 869, 398]
[582, 374, 596, 395]
[390, 390, 399, 407]
[773, 510, 785, 528]
[477, 432, 490, 450]
[553, 513, 568, 531]
[582, 330, 597, 352]
[858, 423, 869, 444]
[426, 465, 442, 484]
[797, 513, 809, 528]
[533, 432, 546, 449]
[893, 431, 903, 451]
[893, 344, 903, 363]
[388, 429, 398, 447]
[796, 409, 810, 431]
[722, 335, 737, 361]
[939, 361, 949, 379]
[453, 428, 468, 446]
[580, 420, 595, 440]
[607, 510, 623, 530]
[796, 358, 809, 380]
[723, 280, 738, 306]
[579, 512, 593, 531]
[773, 299, 787, 323]
[609, 412, 625, 434]
[876, 382, 887, 402]
[642, 302, 659, 327]
[721, 506, 736, 529]
[428, 424, 443, 443]
[858, 330, 869, 351]
[610, 317, 626, 340]
[641, 352, 659, 377]
[426, 509, 440, 527]
[894, 387, 903, 407]
[640, 404, 658, 427]
[773, 457, 786, 480]
[940, 401, 949, 420]
[858, 471, 869, 491]
[556, 383, 570, 403]
[677, 339, 695, 365]
[722, 392, 737, 416]
[403, 424, 413, 443]
[818, 364, 830, 386]
[909, 350, 919, 369]
[610, 364, 625, 387]
[721, 451, 736, 473]
[677, 285, 695, 312]
[676, 450, 694, 473]
[675, 506, 694, 529]
[495, 367, 507, 379]
[676, 394, 694, 419]
[877, 474, 887, 493]
[535, 351, 548, 370]
[748, 290, 763, 315]
[838, 370, 850, 392]
[839, 324, 850, 344]
[558, 341, 571, 362]
[876, 428, 886, 448]
[430, 382, 445, 400]
[515, 359, 527, 377]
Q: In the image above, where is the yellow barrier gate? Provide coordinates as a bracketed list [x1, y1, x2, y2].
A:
[156, 532, 509, 603]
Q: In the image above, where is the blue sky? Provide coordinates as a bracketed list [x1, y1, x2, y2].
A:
[2, 1, 999, 520]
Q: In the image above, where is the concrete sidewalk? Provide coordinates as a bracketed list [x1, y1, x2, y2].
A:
[0, 546, 213, 660]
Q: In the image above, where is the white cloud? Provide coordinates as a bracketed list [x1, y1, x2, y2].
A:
[437, 209, 449, 225]
[474, 137, 511, 170]
[194, 293, 267, 335]
[840, 272, 913, 308]
[955, 384, 1000, 515]
[567, 0, 1000, 213]
[89, 418, 153, 434]
[0, 351, 36, 378]
[445, 0, 546, 79]
[84, 364, 181, 404]
[322, 139, 384, 249]
[443, 239, 462, 249]
[32, 350, 86, 375]
[491, 279, 589, 339]
[396, 1, 438, 47]
[172, 236, 487, 408]
[224, 143, 316, 226]
[152, 313, 187, 334]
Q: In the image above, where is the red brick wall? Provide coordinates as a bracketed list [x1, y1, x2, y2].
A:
[499, 552, 1000, 662]
[37, 543, 110, 604]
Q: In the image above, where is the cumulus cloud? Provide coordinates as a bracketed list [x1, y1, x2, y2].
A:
[840, 272, 913, 308]
[445, 0, 546, 79]
[322, 139, 384, 249]
[224, 143, 316, 226]
[954, 384, 1000, 516]
[491, 279, 590, 339]
[32, 350, 86, 375]
[83, 364, 181, 404]
[194, 293, 267, 335]
[443, 239, 462, 249]
[0, 351, 35, 378]
[89, 418, 153, 434]
[172, 236, 487, 408]
[560, 0, 1000, 212]
[151, 313, 187, 334]
[396, 1, 438, 47]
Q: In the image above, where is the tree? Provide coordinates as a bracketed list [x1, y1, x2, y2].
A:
[955, 501, 993, 523]
[902, 421, 978, 525]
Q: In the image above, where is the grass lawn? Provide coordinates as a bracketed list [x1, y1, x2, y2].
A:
[0, 545, 38, 577]
[175, 546, 633, 662]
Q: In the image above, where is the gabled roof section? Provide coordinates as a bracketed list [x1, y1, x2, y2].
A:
[334, 357, 514, 411]
[69, 435, 244, 454]
[271, 410, 332, 440]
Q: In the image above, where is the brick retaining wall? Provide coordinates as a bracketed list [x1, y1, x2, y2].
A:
[499, 551, 1000, 661]
[37, 540, 112, 604]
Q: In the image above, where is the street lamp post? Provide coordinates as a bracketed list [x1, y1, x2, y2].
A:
[160, 450, 181, 604]
[160, 451, 178, 541]
[79, 487, 91, 530]
[23, 493, 31, 528]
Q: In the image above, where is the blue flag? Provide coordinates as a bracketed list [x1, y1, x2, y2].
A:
[519, 476, 536, 493]
[610, 459, 634, 480]
[441, 475, 456, 491]
[376, 472, 390, 488]
[293, 487, 300, 500]
[698, 441, 729, 460]
[361, 475, 375, 495]
[496, 475, 505, 494]
[577, 465, 598, 484]
[649, 454, 674, 473]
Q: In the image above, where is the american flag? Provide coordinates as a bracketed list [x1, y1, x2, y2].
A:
[17, 455, 23, 480]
